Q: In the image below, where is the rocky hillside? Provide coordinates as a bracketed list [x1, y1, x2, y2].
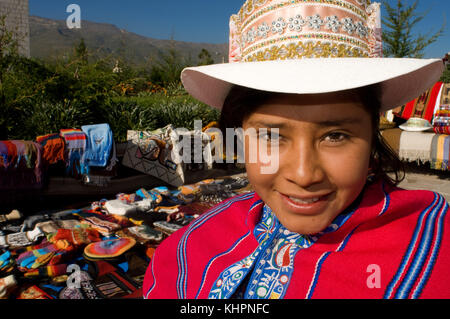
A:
[29, 15, 229, 66]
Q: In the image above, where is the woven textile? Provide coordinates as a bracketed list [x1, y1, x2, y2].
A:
[143, 183, 450, 299]
[398, 131, 435, 163]
[393, 82, 443, 122]
[430, 134, 450, 171]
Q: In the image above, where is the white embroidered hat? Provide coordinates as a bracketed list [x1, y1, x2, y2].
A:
[181, 0, 444, 112]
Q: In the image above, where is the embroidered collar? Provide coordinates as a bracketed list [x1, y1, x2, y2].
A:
[209, 202, 356, 299]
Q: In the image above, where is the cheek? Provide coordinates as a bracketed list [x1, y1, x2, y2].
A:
[321, 142, 372, 190]
[244, 137, 279, 196]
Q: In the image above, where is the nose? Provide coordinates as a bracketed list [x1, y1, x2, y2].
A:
[284, 140, 326, 189]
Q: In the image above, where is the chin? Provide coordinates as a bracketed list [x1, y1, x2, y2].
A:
[277, 214, 334, 235]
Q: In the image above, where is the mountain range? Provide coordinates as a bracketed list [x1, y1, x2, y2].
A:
[29, 15, 229, 66]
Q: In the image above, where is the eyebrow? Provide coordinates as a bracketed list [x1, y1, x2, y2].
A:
[315, 117, 362, 127]
[246, 117, 362, 129]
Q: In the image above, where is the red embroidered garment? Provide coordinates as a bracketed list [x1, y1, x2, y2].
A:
[143, 180, 450, 299]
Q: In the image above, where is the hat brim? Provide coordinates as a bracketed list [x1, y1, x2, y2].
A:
[181, 58, 444, 112]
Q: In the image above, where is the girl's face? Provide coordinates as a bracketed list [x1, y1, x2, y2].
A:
[242, 92, 373, 235]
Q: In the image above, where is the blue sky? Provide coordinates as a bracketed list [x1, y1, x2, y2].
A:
[29, 0, 448, 58]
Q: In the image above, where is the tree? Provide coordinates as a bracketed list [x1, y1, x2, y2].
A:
[198, 48, 214, 66]
[74, 38, 88, 65]
[150, 47, 190, 87]
[382, 0, 445, 58]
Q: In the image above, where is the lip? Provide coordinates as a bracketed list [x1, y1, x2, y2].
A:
[278, 191, 332, 215]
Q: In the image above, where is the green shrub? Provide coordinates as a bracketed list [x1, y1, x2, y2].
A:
[24, 100, 95, 138]
[105, 95, 220, 142]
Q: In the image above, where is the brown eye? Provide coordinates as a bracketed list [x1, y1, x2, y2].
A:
[324, 132, 348, 143]
[257, 129, 280, 143]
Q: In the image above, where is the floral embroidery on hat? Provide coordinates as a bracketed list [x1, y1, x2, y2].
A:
[288, 15, 306, 32]
[325, 15, 342, 32]
[355, 20, 369, 38]
[271, 17, 287, 34]
[307, 14, 324, 31]
[257, 22, 271, 38]
[342, 17, 357, 35]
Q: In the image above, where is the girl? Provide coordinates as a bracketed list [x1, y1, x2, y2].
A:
[143, 0, 447, 299]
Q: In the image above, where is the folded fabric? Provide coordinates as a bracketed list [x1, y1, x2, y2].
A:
[83, 238, 136, 261]
[81, 123, 114, 169]
[36, 133, 65, 165]
[433, 98, 450, 134]
[116, 225, 164, 245]
[104, 199, 137, 216]
[398, 131, 435, 163]
[430, 134, 450, 171]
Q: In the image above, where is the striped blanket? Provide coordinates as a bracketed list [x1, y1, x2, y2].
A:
[430, 134, 450, 170]
[59, 128, 87, 177]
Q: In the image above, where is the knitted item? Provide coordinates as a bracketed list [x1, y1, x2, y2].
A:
[16, 243, 65, 270]
[36, 133, 65, 166]
[80, 216, 121, 236]
[48, 227, 101, 251]
[83, 238, 136, 261]
[23, 264, 68, 279]
[0, 251, 12, 272]
[0, 275, 17, 299]
[0, 227, 44, 249]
